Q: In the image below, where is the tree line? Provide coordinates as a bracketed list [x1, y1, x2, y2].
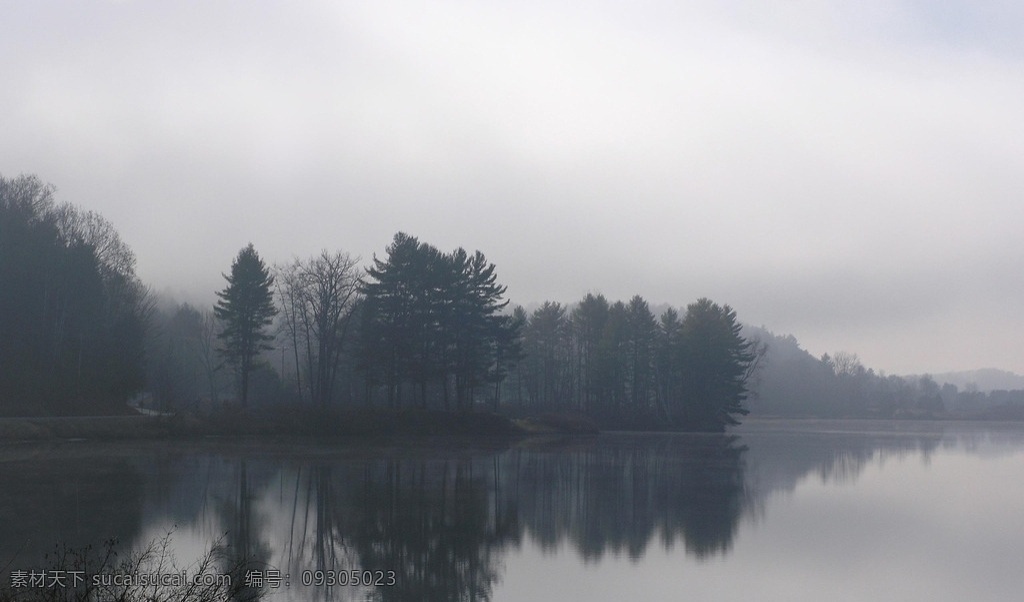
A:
[743, 326, 1024, 419]
[502, 295, 759, 430]
[1, 174, 758, 430]
[206, 232, 757, 431]
[0, 174, 149, 415]
[20, 172, 1012, 428]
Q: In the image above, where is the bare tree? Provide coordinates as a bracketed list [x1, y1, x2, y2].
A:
[828, 351, 863, 377]
[742, 334, 769, 401]
[276, 263, 306, 399]
[52, 203, 137, 281]
[198, 308, 222, 404]
[276, 251, 361, 408]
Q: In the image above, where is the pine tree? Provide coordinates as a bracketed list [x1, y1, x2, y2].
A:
[360, 232, 437, 407]
[678, 298, 754, 431]
[360, 232, 518, 411]
[626, 295, 657, 417]
[215, 244, 277, 408]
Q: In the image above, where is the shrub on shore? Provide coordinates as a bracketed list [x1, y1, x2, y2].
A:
[0, 531, 260, 602]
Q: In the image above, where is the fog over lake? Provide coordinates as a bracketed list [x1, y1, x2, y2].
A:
[3, 420, 1023, 601]
[4, 3, 1024, 598]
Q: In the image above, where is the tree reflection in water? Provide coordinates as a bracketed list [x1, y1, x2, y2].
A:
[4, 426, 978, 602]
[211, 435, 748, 601]
[215, 458, 273, 601]
[271, 456, 515, 601]
[510, 435, 748, 560]
[0, 445, 146, 587]
[0, 435, 747, 601]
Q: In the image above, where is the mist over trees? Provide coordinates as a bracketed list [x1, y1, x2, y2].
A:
[145, 301, 227, 411]
[15, 172, 1023, 428]
[743, 326, 1024, 419]
[0, 174, 149, 416]
[0, 170, 763, 431]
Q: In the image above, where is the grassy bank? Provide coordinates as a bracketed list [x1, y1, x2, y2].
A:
[0, 407, 599, 442]
[0, 415, 169, 442]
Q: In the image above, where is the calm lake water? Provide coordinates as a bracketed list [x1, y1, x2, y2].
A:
[3, 419, 1024, 601]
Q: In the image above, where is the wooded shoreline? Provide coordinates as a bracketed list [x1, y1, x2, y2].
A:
[3, 409, 1020, 443]
[0, 408, 601, 442]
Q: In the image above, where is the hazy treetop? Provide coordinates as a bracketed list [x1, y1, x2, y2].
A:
[2, 1, 1023, 374]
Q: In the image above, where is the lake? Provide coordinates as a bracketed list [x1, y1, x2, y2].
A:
[2, 419, 1023, 601]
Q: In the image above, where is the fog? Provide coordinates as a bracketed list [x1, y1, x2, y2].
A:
[3, 1, 1023, 374]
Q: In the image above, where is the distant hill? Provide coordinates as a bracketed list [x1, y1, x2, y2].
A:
[924, 369, 1024, 392]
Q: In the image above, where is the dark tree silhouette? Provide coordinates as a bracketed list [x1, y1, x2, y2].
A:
[444, 247, 515, 410]
[1, 173, 148, 415]
[504, 295, 760, 431]
[677, 298, 754, 430]
[215, 243, 277, 408]
[571, 293, 610, 413]
[276, 250, 361, 408]
[521, 302, 572, 411]
[360, 233, 518, 411]
[360, 232, 439, 407]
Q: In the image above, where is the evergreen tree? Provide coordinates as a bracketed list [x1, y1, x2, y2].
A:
[654, 307, 684, 426]
[571, 293, 610, 412]
[594, 301, 629, 419]
[360, 232, 518, 411]
[447, 248, 512, 410]
[490, 306, 526, 410]
[523, 302, 571, 410]
[360, 232, 437, 407]
[625, 295, 657, 417]
[215, 244, 277, 408]
[678, 298, 754, 431]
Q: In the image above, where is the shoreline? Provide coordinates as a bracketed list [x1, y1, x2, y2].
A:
[0, 408, 600, 442]
[1, 412, 1021, 444]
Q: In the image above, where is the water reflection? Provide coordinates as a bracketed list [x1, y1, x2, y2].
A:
[216, 459, 271, 602]
[3, 422, 1024, 601]
[0, 444, 145, 573]
[512, 435, 747, 560]
[272, 458, 514, 601]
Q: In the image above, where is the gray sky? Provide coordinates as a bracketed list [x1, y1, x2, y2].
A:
[3, 1, 1023, 375]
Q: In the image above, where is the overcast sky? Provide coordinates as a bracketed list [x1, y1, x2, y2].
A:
[3, 1, 1023, 375]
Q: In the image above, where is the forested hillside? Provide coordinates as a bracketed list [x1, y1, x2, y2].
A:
[0, 174, 149, 415]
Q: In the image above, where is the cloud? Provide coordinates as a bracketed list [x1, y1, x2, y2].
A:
[2, 0, 1022, 373]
